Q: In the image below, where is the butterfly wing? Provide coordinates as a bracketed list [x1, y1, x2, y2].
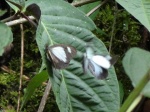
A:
[88, 59, 108, 79]
[108, 55, 119, 65]
[47, 48, 69, 69]
[85, 46, 95, 59]
[92, 55, 119, 69]
[92, 55, 111, 69]
[46, 44, 76, 69]
[65, 45, 77, 60]
[83, 53, 108, 79]
[97, 68, 108, 79]
[83, 46, 118, 79]
[83, 53, 89, 74]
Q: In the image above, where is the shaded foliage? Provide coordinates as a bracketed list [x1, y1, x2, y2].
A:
[94, 3, 141, 99]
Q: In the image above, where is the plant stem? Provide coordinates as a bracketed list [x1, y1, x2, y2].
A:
[20, 13, 37, 28]
[127, 94, 143, 112]
[72, 0, 99, 7]
[86, 0, 108, 16]
[119, 69, 150, 112]
[5, 16, 35, 26]
[37, 79, 51, 112]
[1, 14, 18, 23]
[17, 21, 24, 112]
[109, 1, 117, 53]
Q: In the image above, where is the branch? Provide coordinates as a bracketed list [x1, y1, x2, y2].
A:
[5, 16, 35, 26]
[109, 1, 117, 53]
[37, 79, 51, 112]
[1, 14, 18, 23]
[17, 21, 24, 112]
[72, 0, 99, 7]
[86, 0, 108, 16]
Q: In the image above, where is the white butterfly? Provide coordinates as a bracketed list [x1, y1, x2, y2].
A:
[46, 44, 77, 69]
[83, 46, 118, 79]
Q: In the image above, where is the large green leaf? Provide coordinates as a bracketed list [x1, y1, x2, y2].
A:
[115, 0, 150, 32]
[26, 0, 120, 111]
[0, 22, 13, 56]
[21, 70, 48, 109]
[123, 47, 150, 97]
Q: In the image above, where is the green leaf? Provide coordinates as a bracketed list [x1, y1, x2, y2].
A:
[0, 22, 13, 56]
[123, 47, 150, 97]
[26, 0, 120, 111]
[6, 0, 24, 12]
[115, 0, 150, 32]
[96, 27, 109, 37]
[119, 81, 124, 104]
[0, 9, 7, 16]
[21, 70, 48, 109]
[78, 1, 100, 20]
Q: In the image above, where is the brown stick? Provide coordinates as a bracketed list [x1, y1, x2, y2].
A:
[86, 0, 108, 16]
[72, 0, 99, 7]
[37, 79, 51, 112]
[17, 21, 24, 112]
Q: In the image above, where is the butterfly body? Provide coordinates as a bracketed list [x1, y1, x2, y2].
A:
[46, 44, 76, 69]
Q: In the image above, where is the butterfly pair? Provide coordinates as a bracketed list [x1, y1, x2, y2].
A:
[46, 44, 117, 79]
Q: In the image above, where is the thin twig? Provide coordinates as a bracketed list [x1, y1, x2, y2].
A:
[37, 79, 51, 112]
[109, 2, 118, 53]
[72, 0, 99, 7]
[5, 16, 35, 26]
[86, 0, 108, 16]
[0, 65, 15, 74]
[17, 21, 24, 112]
[20, 13, 37, 28]
[1, 13, 18, 23]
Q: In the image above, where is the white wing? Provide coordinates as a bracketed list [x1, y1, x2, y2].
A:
[83, 53, 89, 74]
[51, 47, 67, 62]
[92, 55, 111, 69]
[67, 47, 71, 53]
[88, 60, 103, 77]
[86, 46, 94, 59]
